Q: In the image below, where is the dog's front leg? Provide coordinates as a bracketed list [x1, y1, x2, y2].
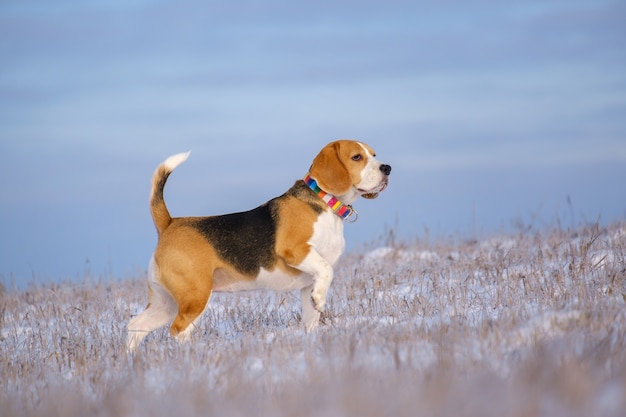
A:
[297, 249, 333, 313]
[301, 285, 321, 332]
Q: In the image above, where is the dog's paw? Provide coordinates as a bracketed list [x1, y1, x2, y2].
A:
[311, 291, 326, 313]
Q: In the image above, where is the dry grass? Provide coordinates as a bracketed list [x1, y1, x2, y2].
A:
[1, 222, 625, 416]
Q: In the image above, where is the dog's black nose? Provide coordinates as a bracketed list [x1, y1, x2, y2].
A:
[379, 164, 391, 176]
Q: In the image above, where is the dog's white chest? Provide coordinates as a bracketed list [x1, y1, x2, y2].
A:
[308, 210, 345, 265]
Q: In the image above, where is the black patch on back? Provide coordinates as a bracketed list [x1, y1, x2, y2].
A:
[192, 202, 279, 276]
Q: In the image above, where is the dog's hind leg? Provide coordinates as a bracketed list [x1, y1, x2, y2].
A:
[169, 286, 211, 344]
[127, 257, 178, 352]
[165, 268, 213, 344]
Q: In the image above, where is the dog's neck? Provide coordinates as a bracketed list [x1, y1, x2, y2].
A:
[303, 174, 358, 222]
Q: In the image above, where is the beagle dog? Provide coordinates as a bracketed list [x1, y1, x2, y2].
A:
[127, 140, 391, 351]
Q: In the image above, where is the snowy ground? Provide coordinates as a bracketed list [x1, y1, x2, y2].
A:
[1, 222, 625, 416]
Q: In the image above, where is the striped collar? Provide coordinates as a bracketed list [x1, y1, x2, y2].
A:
[303, 174, 358, 222]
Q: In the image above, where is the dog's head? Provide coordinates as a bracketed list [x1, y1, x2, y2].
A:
[309, 140, 391, 202]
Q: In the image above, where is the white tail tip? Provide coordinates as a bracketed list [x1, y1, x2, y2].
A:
[163, 151, 191, 170]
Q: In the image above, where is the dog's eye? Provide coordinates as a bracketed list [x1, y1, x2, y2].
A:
[351, 154, 362, 161]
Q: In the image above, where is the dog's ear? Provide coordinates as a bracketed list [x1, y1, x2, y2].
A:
[309, 141, 352, 196]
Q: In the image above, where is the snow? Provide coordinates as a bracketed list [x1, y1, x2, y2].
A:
[1, 222, 625, 416]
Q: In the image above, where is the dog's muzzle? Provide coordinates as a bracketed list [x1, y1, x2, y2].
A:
[361, 164, 391, 199]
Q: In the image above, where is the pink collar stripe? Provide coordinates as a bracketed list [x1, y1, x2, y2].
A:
[303, 174, 354, 220]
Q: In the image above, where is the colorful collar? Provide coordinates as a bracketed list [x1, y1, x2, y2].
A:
[303, 174, 358, 222]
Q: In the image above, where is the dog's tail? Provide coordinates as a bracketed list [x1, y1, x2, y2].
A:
[150, 151, 191, 236]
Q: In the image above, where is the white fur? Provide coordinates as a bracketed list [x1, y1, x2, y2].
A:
[212, 268, 313, 292]
[126, 256, 178, 351]
[301, 285, 321, 332]
[163, 151, 191, 171]
[308, 209, 346, 265]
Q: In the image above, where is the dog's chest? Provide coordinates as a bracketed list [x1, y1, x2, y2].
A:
[308, 210, 345, 265]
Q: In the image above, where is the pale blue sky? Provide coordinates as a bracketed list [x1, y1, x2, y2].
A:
[1, 0, 625, 286]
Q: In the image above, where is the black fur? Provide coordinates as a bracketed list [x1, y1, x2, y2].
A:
[193, 202, 278, 277]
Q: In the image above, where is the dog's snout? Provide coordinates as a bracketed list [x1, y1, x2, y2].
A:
[379, 164, 391, 176]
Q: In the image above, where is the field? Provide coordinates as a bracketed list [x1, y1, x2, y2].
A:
[1, 221, 625, 417]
